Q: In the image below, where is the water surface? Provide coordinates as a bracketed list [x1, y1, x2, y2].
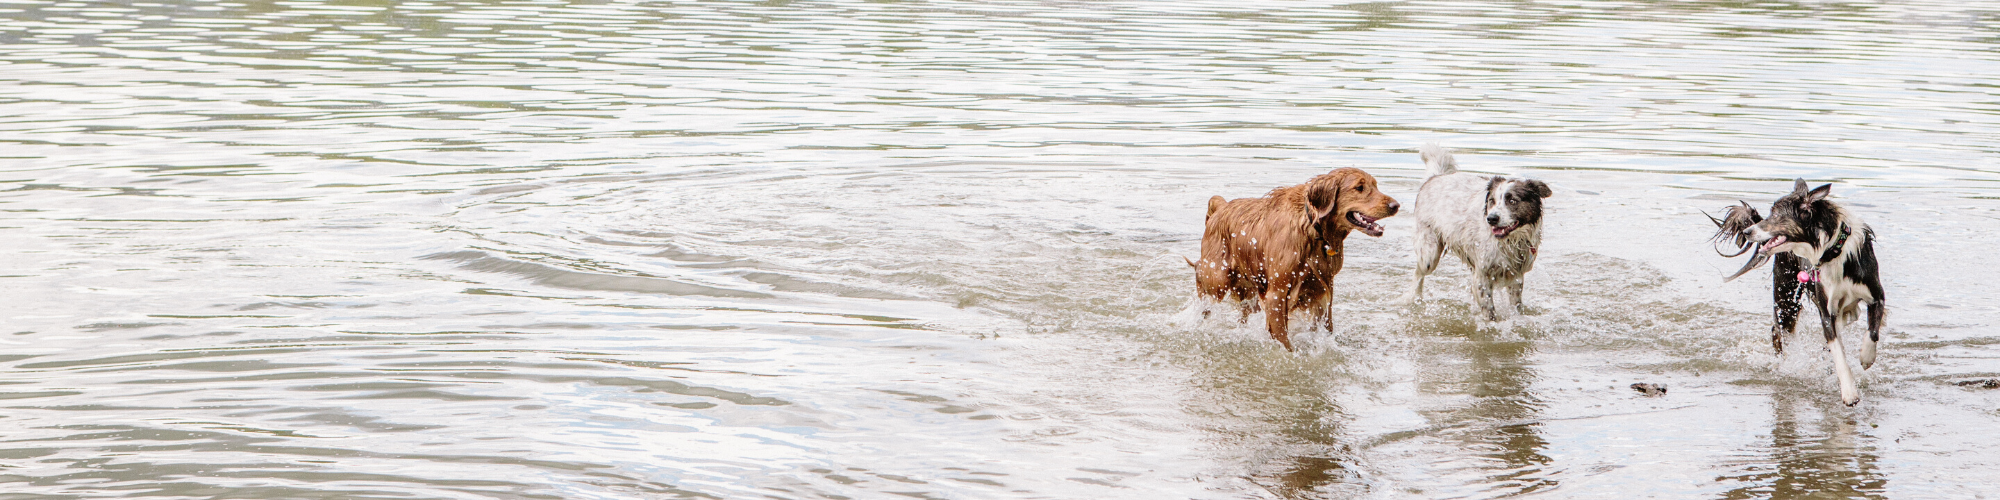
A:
[3, 0, 1999, 498]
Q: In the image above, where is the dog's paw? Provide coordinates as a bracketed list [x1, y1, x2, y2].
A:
[1859, 340, 1877, 370]
[1392, 293, 1419, 307]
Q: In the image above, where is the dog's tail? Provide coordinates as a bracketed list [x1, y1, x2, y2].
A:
[1191, 196, 1228, 268]
[1419, 142, 1457, 177]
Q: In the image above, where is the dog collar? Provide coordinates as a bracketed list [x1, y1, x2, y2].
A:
[1816, 224, 1852, 265]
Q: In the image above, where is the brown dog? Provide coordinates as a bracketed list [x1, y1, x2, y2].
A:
[1188, 168, 1399, 350]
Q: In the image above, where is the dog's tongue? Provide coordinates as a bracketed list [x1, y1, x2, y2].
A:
[1491, 225, 1513, 237]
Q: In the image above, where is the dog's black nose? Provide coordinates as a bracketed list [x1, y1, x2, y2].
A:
[1387, 200, 1400, 215]
[1486, 214, 1501, 226]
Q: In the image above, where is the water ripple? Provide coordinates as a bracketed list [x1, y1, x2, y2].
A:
[4, 0, 2000, 498]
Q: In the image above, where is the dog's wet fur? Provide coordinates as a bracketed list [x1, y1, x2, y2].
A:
[1709, 179, 1885, 406]
[1189, 167, 1399, 350]
[1398, 143, 1553, 320]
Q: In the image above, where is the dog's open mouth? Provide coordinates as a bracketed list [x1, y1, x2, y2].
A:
[1490, 223, 1520, 238]
[1758, 235, 1788, 254]
[1348, 211, 1384, 237]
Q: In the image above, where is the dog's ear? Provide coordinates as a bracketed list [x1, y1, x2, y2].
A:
[1307, 179, 1339, 220]
[1804, 183, 1831, 207]
[1793, 178, 1809, 194]
[1527, 179, 1553, 198]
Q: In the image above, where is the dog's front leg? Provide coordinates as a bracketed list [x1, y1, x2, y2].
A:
[1474, 277, 1498, 321]
[1770, 254, 1808, 354]
[1314, 303, 1333, 333]
[1504, 274, 1526, 316]
[1817, 294, 1860, 406]
[1861, 301, 1886, 370]
[1261, 289, 1294, 351]
[1313, 279, 1335, 332]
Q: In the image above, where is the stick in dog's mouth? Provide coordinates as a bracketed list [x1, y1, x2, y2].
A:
[1718, 234, 1794, 282]
[1708, 201, 1773, 282]
[1348, 211, 1385, 237]
[1723, 251, 1771, 282]
[1721, 236, 1794, 282]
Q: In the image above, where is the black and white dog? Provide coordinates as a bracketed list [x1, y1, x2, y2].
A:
[1710, 179, 1885, 406]
[1397, 143, 1553, 320]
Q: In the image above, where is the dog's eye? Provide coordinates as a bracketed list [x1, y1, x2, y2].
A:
[1354, 185, 1365, 193]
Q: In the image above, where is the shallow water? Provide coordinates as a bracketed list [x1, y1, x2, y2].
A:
[3, 0, 2000, 498]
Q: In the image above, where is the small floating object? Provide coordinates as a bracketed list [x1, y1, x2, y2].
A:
[1952, 379, 2000, 390]
[1630, 383, 1668, 396]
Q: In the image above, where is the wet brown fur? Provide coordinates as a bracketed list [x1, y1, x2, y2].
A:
[1189, 168, 1399, 350]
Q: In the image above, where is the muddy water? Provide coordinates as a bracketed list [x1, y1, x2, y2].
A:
[4, 0, 2000, 498]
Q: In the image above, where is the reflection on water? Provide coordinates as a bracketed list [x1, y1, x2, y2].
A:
[1414, 320, 1557, 498]
[1457, 337, 1557, 496]
[1253, 315, 1560, 499]
[1718, 391, 1887, 499]
[4, 0, 2000, 497]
